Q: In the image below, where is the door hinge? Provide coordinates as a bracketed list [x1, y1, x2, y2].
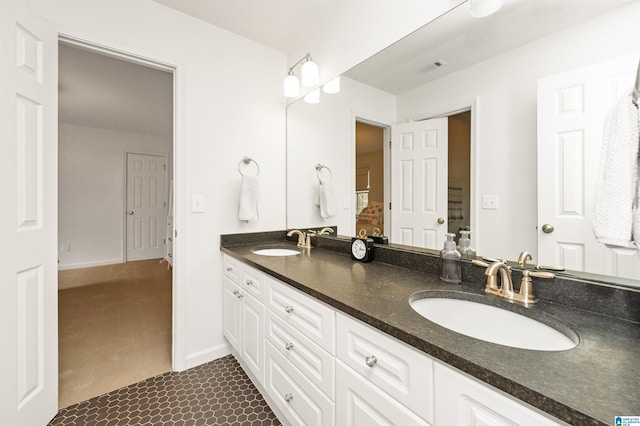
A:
[164, 201, 166, 207]
[389, 141, 392, 149]
[163, 164, 167, 171]
[163, 238, 166, 245]
[174, 229, 177, 238]
[389, 202, 392, 210]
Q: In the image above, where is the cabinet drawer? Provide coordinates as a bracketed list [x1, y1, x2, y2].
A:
[336, 313, 434, 424]
[336, 360, 430, 426]
[265, 341, 334, 426]
[265, 310, 335, 400]
[222, 255, 242, 284]
[434, 363, 564, 426]
[264, 276, 335, 354]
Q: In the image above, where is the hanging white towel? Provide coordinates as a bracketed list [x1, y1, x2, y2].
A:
[239, 175, 259, 222]
[592, 90, 640, 248]
[317, 182, 336, 219]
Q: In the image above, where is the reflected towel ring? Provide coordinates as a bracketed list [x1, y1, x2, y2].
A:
[238, 157, 260, 176]
[315, 164, 332, 183]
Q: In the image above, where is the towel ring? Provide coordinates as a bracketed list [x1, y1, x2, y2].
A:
[238, 157, 260, 176]
[315, 164, 332, 183]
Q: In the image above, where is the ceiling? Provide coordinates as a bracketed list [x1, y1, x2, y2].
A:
[153, 0, 342, 53]
[58, 43, 173, 138]
[345, 0, 636, 95]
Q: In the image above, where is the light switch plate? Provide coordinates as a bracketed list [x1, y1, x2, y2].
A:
[481, 195, 499, 210]
[191, 194, 205, 213]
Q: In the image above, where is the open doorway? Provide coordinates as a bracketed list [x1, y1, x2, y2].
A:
[57, 41, 174, 408]
[447, 111, 471, 243]
[355, 121, 385, 237]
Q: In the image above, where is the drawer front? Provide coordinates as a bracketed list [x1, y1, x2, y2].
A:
[242, 267, 263, 300]
[264, 276, 335, 354]
[265, 310, 335, 400]
[434, 363, 564, 426]
[222, 255, 242, 284]
[336, 313, 434, 423]
[336, 361, 430, 426]
[265, 342, 335, 426]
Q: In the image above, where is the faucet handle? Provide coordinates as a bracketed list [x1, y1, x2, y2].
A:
[526, 270, 555, 280]
[518, 269, 555, 305]
[472, 259, 490, 268]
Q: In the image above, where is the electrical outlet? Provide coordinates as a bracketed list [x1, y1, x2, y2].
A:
[481, 195, 499, 210]
[191, 194, 205, 213]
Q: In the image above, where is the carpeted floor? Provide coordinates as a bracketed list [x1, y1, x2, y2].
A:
[58, 259, 172, 408]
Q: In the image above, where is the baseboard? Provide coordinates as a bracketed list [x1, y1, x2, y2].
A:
[58, 258, 123, 271]
[184, 343, 232, 370]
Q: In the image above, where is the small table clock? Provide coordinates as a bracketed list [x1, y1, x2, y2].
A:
[351, 229, 374, 262]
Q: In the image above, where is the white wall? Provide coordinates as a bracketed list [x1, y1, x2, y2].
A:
[28, 0, 287, 369]
[396, 2, 640, 261]
[58, 123, 171, 269]
[287, 76, 395, 234]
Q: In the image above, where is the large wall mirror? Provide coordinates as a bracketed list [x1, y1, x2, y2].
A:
[286, 0, 640, 287]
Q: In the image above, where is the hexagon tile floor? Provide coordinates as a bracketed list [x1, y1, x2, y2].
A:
[49, 355, 281, 425]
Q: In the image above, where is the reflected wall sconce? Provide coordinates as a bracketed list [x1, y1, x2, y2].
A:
[469, 0, 504, 18]
[284, 52, 319, 98]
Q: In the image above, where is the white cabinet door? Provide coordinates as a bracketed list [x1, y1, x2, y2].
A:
[264, 275, 336, 354]
[434, 363, 564, 426]
[241, 291, 265, 385]
[337, 313, 434, 423]
[265, 341, 335, 426]
[222, 277, 242, 353]
[265, 310, 335, 399]
[336, 361, 430, 426]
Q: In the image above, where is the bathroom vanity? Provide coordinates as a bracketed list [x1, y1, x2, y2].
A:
[221, 231, 640, 426]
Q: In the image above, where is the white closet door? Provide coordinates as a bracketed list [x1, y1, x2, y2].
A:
[0, 1, 59, 424]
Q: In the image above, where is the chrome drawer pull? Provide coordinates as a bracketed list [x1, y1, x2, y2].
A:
[284, 393, 293, 403]
[233, 290, 243, 299]
[285, 342, 294, 351]
[285, 305, 294, 314]
[365, 355, 377, 367]
[245, 279, 253, 286]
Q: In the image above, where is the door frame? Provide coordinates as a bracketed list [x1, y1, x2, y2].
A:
[57, 32, 187, 371]
[123, 151, 170, 262]
[409, 99, 479, 252]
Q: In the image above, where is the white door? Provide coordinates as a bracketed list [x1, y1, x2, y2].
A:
[537, 53, 640, 278]
[126, 153, 167, 261]
[391, 118, 448, 249]
[0, 2, 58, 424]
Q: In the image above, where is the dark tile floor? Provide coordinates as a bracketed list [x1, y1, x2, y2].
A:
[49, 355, 281, 425]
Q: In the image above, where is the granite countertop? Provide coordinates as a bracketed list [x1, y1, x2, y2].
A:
[221, 240, 640, 425]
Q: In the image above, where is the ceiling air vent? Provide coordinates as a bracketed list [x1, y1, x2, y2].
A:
[414, 60, 447, 75]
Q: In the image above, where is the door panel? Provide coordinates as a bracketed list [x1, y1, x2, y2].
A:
[126, 153, 167, 261]
[0, 1, 58, 424]
[391, 118, 448, 249]
[537, 53, 640, 278]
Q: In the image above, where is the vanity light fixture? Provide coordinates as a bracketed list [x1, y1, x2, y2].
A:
[322, 76, 341, 94]
[469, 0, 504, 18]
[284, 52, 319, 98]
[304, 88, 320, 104]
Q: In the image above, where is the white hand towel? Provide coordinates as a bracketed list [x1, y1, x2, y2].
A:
[592, 90, 639, 248]
[318, 182, 336, 218]
[239, 175, 259, 222]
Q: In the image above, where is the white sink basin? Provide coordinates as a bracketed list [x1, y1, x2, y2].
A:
[410, 296, 578, 351]
[252, 248, 301, 256]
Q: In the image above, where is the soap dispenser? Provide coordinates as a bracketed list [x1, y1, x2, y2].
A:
[439, 233, 462, 284]
[457, 230, 476, 260]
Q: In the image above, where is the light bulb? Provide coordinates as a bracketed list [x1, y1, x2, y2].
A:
[304, 88, 320, 104]
[322, 76, 341, 94]
[469, 0, 504, 18]
[283, 73, 300, 98]
[301, 58, 319, 87]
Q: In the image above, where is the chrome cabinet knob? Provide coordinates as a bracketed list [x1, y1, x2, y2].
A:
[285, 305, 294, 314]
[285, 342, 294, 351]
[284, 393, 293, 403]
[437, 217, 445, 224]
[233, 290, 243, 299]
[127, 211, 134, 215]
[245, 279, 253, 286]
[541, 224, 555, 234]
[365, 355, 377, 367]
[226, 267, 233, 272]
